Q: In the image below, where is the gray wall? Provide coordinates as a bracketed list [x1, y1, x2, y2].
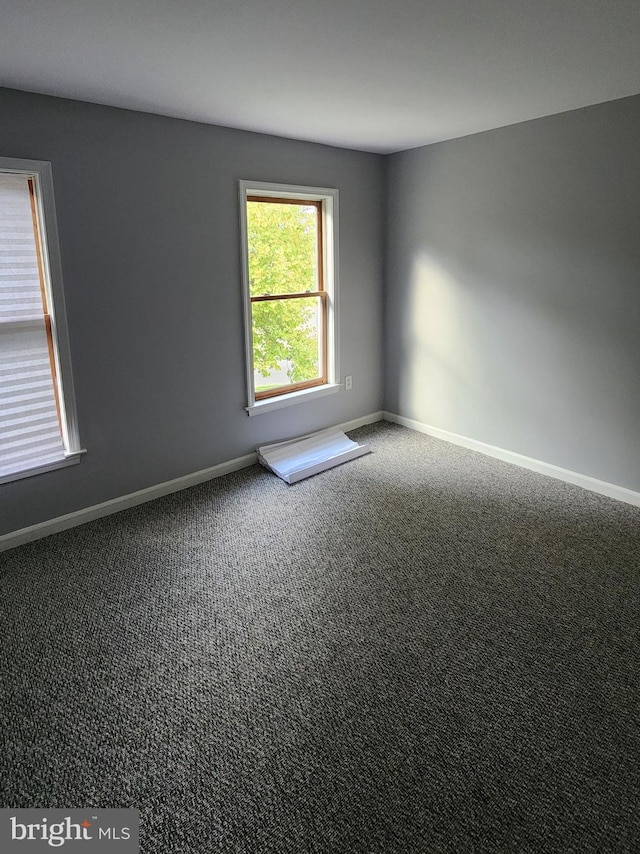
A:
[3, 87, 640, 536]
[385, 95, 640, 492]
[0, 88, 385, 535]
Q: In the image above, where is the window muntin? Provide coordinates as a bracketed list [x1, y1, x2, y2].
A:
[240, 182, 339, 412]
[0, 158, 81, 484]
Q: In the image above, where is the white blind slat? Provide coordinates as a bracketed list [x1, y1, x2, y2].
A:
[0, 174, 64, 479]
[0, 174, 45, 323]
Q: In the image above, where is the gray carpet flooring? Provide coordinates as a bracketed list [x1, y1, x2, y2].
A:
[1, 422, 639, 853]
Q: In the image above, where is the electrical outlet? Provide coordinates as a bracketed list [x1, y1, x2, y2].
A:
[345, 375, 353, 390]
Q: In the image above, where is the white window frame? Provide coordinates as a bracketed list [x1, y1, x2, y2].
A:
[239, 180, 340, 416]
[0, 156, 83, 484]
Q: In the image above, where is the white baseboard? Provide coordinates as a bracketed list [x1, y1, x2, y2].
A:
[0, 411, 385, 552]
[0, 452, 259, 553]
[383, 411, 640, 508]
[11, 407, 633, 552]
[338, 410, 384, 434]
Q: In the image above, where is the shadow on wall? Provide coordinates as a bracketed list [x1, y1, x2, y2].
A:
[398, 250, 472, 429]
[397, 249, 537, 441]
[395, 242, 639, 481]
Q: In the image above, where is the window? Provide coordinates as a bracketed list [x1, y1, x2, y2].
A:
[239, 181, 339, 415]
[0, 157, 82, 484]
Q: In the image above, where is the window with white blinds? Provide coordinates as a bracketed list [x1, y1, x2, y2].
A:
[0, 158, 82, 484]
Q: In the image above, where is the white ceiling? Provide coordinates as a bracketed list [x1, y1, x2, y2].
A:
[1, 0, 640, 153]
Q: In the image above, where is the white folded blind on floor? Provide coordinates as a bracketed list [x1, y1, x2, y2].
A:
[0, 173, 65, 480]
[258, 429, 371, 484]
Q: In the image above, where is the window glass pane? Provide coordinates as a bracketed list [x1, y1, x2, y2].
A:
[247, 201, 319, 297]
[252, 296, 322, 392]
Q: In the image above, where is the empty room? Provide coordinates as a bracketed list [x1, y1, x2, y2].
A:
[1, 1, 639, 852]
